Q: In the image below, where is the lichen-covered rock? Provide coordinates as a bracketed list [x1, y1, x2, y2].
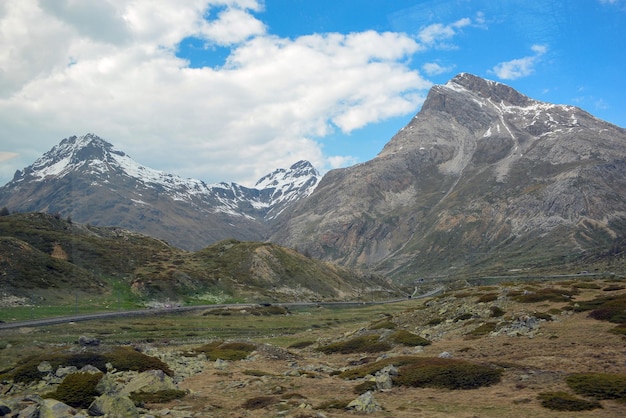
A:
[88, 393, 138, 417]
[121, 370, 177, 396]
[346, 391, 382, 413]
[38, 398, 76, 418]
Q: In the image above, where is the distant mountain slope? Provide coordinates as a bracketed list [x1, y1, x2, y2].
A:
[271, 73, 626, 281]
[0, 134, 320, 250]
[0, 212, 393, 305]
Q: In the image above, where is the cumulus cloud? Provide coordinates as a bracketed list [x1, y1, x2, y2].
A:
[0, 0, 437, 185]
[417, 18, 471, 49]
[422, 62, 454, 76]
[491, 44, 548, 80]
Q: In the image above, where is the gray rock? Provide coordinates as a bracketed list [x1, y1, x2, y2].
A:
[37, 361, 53, 373]
[121, 370, 177, 395]
[346, 391, 382, 413]
[88, 393, 138, 417]
[78, 335, 100, 347]
[38, 398, 76, 418]
[55, 366, 78, 378]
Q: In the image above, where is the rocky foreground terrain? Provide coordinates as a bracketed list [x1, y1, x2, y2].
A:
[1, 277, 625, 417]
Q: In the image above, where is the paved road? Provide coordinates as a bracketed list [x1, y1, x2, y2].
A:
[0, 287, 443, 331]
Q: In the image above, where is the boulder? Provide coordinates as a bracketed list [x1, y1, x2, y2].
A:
[38, 398, 76, 418]
[121, 370, 177, 395]
[88, 394, 138, 417]
[78, 336, 100, 347]
[346, 391, 382, 413]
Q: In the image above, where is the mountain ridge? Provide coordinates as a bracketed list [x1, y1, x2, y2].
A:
[270, 73, 626, 281]
[0, 133, 321, 250]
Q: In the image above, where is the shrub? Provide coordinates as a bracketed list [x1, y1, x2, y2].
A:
[369, 320, 396, 330]
[129, 389, 186, 405]
[489, 306, 505, 317]
[389, 330, 431, 347]
[288, 340, 315, 349]
[454, 313, 473, 322]
[317, 399, 351, 410]
[566, 373, 626, 401]
[193, 340, 256, 361]
[537, 391, 602, 411]
[572, 294, 626, 324]
[394, 358, 502, 390]
[512, 287, 579, 303]
[316, 335, 391, 355]
[477, 293, 498, 303]
[241, 395, 277, 410]
[107, 347, 173, 376]
[339, 356, 420, 380]
[465, 322, 497, 338]
[47, 372, 103, 408]
[354, 379, 377, 394]
[609, 323, 626, 335]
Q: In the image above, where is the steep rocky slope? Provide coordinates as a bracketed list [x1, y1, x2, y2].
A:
[271, 73, 626, 282]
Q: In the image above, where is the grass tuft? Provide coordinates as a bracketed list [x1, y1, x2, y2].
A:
[316, 335, 391, 354]
[566, 373, 626, 402]
[537, 391, 602, 411]
[193, 340, 256, 361]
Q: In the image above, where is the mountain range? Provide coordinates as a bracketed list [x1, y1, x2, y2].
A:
[0, 134, 320, 251]
[2, 73, 626, 284]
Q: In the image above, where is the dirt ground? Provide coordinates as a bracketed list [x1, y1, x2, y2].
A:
[153, 284, 626, 417]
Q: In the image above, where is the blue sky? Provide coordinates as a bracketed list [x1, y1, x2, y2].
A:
[0, 0, 624, 186]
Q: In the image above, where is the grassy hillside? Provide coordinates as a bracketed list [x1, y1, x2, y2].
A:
[0, 212, 395, 311]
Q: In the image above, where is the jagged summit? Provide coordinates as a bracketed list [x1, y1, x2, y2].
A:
[13, 133, 123, 182]
[444, 73, 534, 107]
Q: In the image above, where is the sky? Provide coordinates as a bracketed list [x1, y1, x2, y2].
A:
[0, 0, 624, 187]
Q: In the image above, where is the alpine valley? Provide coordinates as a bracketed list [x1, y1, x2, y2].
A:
[2, 73, 626, 295]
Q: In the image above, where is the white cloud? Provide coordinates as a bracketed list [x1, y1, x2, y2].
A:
[422, 62, 454, 76]
[491, 44, 548, 80]
[0, 0, 434, 186]
[417, 17, 471, 49]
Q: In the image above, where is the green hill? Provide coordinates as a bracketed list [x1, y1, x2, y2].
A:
[0, 212, 396, 308]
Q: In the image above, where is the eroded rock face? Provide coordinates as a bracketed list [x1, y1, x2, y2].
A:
[271, 73, 626, 278]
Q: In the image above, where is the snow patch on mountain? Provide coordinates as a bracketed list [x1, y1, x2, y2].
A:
[8, 133, 321, 221]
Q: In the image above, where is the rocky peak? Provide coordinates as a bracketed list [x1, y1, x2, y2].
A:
[12, 133, 124, 182]
[447, 73, 534, 107]
[255, 160, 320, 189]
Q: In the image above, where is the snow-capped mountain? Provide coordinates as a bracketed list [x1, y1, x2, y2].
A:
[0, 133, 320, 250]
[271, 73, 626, 280]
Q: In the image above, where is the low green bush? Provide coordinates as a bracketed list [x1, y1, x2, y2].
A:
[46, 372, 103, 408]
[477, 293, 498, 303]
[193, 340, 256, 361]
[339, 356, 419, 380]
[2, 347, 172, 384]
[570, 293, 626, 324]
[288, 340, 315, 349]
[316, 335, 391, 355]
[241, 395, 277, 410]
[566, 373, 626, 401]
[129, 389, 186, 405]
[537, 391, 602, 411]
[465, 322, 497, 338]
[317, 399, 351, 410]
[489, 306, 505, 317]
[369, 320, 396, 330]
[512, 287, 579, 303]
[354, 379, 377, 394]
[107, 347, 173, 376]
[394, 358, 502, 390]
[389, 330, 431, 347]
